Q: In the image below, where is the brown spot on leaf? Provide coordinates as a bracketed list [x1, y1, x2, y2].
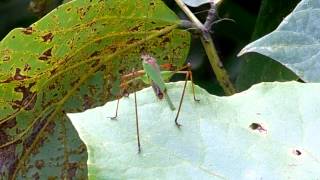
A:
[161, 37, 170, 43]
[44, 120, 56, 134]
[126, 38, 139, 45]
[77, 7, 87, 19]
[0, 117, 17, 129]
[3, 54, 10, 61]
[50, 68, 57, 75]
[96, 39, 102, 44]
[130, 26, 139, 32]
[77, 143, 87, 154]
[24, 64, 31, 71]
[41, 32, 54, 42]
[67, 162, 78, 178]
[154, 26, 163, 31]
[90, 60, 100, 68]
[83, 94, 94, 110]
[109, 46, 117, 53]
[71, 78, 80, 87]
[39, 47, 53, 61]
[35, 160, 45, 169]
[14, 68, 28, 80]
[87, 20, 96, 28]
[90, 51, 100, 58]
[22, 27, 34, 35]
[13, 82, 37, 110]
[1, 68, 30, 83]
[48, 84, 56, 90]
[129, 25, 142, 32]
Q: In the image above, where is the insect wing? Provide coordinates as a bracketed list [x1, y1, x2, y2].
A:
[142, 60, 167, 92]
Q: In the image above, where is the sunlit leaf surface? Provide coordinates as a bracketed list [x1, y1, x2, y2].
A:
[69, 81, 320, 179]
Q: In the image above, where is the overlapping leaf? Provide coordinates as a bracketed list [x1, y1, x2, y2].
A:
[0, 0, 190, 178]
[238, 0, 320, 82]
[182, 0, 221, 7]
[69, 81, 320, 179]
[235, 0, 300, 91]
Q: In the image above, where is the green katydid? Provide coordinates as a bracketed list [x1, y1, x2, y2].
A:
[108, 53, 199, 153]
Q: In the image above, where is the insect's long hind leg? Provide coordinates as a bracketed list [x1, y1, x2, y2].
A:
[174, 63, 200, 127]
[171, 63, 200, 102]
[107, 71, 139, 120]
[108, 90, 129, 120]
[131, 69, 141, 153]
[174, 71, 189, 128]
[134, 89, 141, 153]
[109, 97, 120, 120]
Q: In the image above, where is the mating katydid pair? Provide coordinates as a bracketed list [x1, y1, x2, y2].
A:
[108, 53, 199, 153]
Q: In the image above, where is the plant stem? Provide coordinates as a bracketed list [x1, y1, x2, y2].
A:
[201, 38, 236, 95]
[174, 0, 236, 95]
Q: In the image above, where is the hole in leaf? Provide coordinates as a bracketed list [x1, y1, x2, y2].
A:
[249, 123, 267, 133]
[293, 149, 302, 156]
[41, 32, 54, 42]
[22, 27, 33, 35]
[39, 47, 53, 61]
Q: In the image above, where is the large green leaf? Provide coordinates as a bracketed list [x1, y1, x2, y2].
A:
[0, 0, 190, 178]
[236, 0, 300, 91]
[69, 81, 320, 179]
[238, 0, 320, 83]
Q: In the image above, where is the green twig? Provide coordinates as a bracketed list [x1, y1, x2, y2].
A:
[174, 0, 236, 95]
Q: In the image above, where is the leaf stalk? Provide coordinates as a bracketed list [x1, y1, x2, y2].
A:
[174, 0, 236, 95]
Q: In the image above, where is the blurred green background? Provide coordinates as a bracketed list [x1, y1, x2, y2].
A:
[0, 0, 300, 95]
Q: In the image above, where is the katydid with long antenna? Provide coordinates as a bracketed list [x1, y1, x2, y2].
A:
[108, 53, 199, 152]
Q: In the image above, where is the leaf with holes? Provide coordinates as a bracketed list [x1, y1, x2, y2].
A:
[0, 0, 190, 179]
[69, 81, 320, 179]
[238, 0, 320, 82]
